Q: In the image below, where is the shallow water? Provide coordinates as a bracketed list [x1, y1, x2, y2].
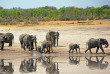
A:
[0, 53, 110, 74]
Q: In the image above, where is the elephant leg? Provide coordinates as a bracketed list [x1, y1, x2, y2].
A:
[23, 43, 26, 50]
[69, 49, 71, 53]
[100, 46, 105, 54]
[75, 48, 77, 53]
[72, 49, 74, 53]
[48, 46, 50, 54]
[89, 48, 92, 54]
[85, 48, 89, 53]
[96, 47, 99, 53]
[1, 42, 4, 50]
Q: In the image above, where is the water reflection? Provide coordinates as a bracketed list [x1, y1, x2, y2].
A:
[19, 59, 37, 73]
[85, 56, 109, 70]
[41, 56, 59, 74]
[0, 59, 14, 74]
[69, 56, 80, 65]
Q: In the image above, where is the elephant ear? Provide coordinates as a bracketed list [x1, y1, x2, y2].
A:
[99, 39, 104, 44]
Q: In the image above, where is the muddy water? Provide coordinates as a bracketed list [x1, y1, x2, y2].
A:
[0, 53, 110, 74]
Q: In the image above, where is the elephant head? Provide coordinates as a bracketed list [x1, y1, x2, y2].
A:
[31, 35, 37, 50]
[28, 35, 35, 51]
[76, 44, 80, 52]
[99, 38, 109, 48]
[54, 32, 59, 46]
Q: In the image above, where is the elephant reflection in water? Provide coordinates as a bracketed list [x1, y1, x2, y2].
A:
[85, 56, 109, 70]
[0, 59, 14, 74]
[69, 56, 80, 65]
[19, 58, 37, 73]
[42, 56, 59, 74]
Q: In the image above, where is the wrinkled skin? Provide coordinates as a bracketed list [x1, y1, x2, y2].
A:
[19, 59, 37, 73]
[85, 56, 109, 70]
[23, 35, 34, 51]
[69, 56, 80, 65]
[0, 33, 14, 46]
[46, 31, 59, 47]
[41, 41, 53, 54]
[85, 38, 109, 54]
[0, 35, 7, 50]
[19, 34, 27, 48]
[19, 34, 37, 51]
[69, 43, 80, 53]
[0, 59, 14, 74]
[31, 35, 37, 51]
[41, 57, 59, 74]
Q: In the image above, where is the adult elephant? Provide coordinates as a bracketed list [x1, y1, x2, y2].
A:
[19, 59, 37, 73]
[85, 56, 109, 70]
[0, 35, 7, 50]
[19, 34, 27, 48]
[46, 31, 59, 47]
[19, 34, 37, 51]
[85, 38, 109, 54]
[32, 35, 37, 51]
[0, 59, 14, 74]
[0, 33, 14, 46]
[41, 41, 53, 53]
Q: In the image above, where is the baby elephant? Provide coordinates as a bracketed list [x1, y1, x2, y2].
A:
[37, 46, 42, 53]
[69, 43, 80, 53]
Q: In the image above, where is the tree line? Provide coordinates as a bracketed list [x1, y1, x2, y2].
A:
[0, 5, 110, 25]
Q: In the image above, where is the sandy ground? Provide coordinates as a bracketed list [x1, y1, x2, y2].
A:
[0, 23, 110, 74]
[0, 25, 110, 55]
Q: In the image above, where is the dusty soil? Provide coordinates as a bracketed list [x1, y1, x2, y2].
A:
[0, 20, 110, 74]
[0, 24, 110, 56]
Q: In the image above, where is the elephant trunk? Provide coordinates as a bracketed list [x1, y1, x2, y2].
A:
[35, 39, 37, 51]
[78, 47, 80, 53]
[105, 41, 109, 48]
[57, 37, 58, 46]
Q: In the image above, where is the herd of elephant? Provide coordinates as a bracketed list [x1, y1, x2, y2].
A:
[0, 56, 108, 74]
[0, 31, 109, 54]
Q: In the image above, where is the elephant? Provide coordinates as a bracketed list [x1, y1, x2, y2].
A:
[0, 59, 14, 74]
[69, 56, 80, 65]
[46, 31, 59, 47]
[0, 33, 14, 46]
[19, 34, 35, 51]
[85, 38, 109, 54]
[37, 46, 42, 53]
[85, 56, 109, 70]
[19, 59, 37, 73]
[19, 34, 28, 48]
[0, 35, 8, 50]
[69, 43, 80, 53]
[32, 35, 37, 51]
[41, 41, 53, 53]
[41, 56, 59, 74]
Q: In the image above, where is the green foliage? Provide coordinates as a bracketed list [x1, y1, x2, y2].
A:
[0, 5, 110, 25]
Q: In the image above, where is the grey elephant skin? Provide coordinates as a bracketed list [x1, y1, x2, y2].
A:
[41, 41, 53, 53]
[19, 59, 37, 73]
[19, 34, 36, 51]
[69, 44, 80, 53]
[46, 31, 59, 47]
[0, 59, 14, 74]
[0, 33, 14, 46]
[85, 38, 109, 54]
[0, 35, 6, 50]
[85, 56, 109, 70]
